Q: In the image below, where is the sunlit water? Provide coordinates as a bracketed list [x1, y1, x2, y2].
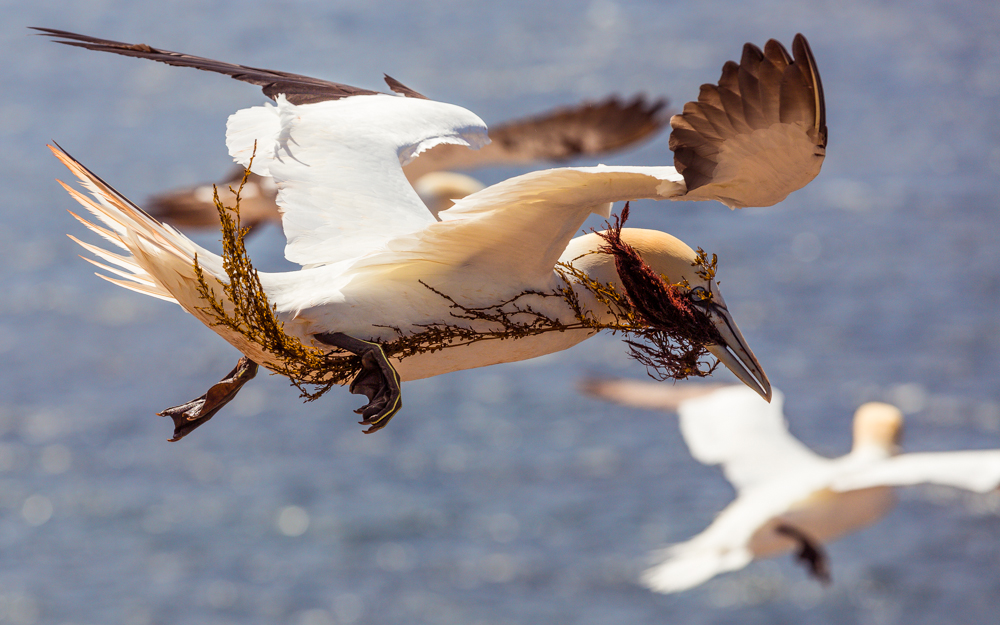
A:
[1, 1, 999, 623]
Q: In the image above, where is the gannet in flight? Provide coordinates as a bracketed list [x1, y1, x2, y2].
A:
[38, 28, 825, 439]
[583, 380, 1000, 592]
[147, 96, 671, 229]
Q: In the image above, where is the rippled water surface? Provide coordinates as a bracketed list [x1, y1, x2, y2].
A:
[2, 1, 999, 623]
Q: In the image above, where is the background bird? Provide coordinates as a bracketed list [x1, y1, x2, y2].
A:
[583, 380, 1000, 592]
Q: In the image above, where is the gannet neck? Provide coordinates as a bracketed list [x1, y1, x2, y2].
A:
[558, 228, 706, 325]
[851, 402, 903, 456]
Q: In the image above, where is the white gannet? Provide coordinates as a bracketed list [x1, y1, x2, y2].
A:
[582, 380, 1000, 592]
[38, 28, 825, 439]
[146, 96, 670, 228]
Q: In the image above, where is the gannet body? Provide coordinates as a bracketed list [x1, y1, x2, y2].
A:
[41, 28, 825, 437]
[583, 380, 1000, 592]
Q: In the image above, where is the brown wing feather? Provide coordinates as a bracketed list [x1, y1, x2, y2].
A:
[33, 27, 380, 105]
[736, 44, 768, 130]
[146, 169, 282, 229]
[669, 33, 827, 194]
[405, 95, 668, 178]
[383, 74, 429, 99]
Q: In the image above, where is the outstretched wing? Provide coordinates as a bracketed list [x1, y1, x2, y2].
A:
[675, 386, 826, 491]
[36, 28, 492, 267]
[33, 27, 431, 105]
[669, 33, 826, 209]
[226, 94, 488, 267]
[403, 95, 669, 178]
[832, 451, 1000, 494]
[343, 165, 687, 290]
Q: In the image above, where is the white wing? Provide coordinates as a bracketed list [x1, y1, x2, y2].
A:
[643, 538, 753, 593]
[226, 94, 489, 267]
[342, 165, 686, 291]
[832, 450, 1000, 493]
[677, 386, 826, 491]
[641, 483, 802, 593]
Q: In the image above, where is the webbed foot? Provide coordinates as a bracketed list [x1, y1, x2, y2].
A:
[157, 356, 259, 442]
[314, 332, 402, 433]
[776, 523, 831, 584]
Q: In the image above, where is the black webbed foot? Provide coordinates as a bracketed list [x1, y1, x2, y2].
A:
[157, 356, 259, 442]
[776, 523, 831, 585]
[314, 332, 402, 433]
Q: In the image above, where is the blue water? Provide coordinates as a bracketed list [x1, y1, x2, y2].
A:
[2, 1, 999, 623]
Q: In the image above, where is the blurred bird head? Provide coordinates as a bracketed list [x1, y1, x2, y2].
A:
[852, 402, 904, 455]
[413, 171, 486, 218]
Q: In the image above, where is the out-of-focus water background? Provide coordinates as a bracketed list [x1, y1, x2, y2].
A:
[2, 1, 999, 623]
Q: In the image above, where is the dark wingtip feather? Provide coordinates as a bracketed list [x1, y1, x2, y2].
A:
[792, 33, 826, 144]
[384, 74, 429, 99]
[36, 27, 382, 105]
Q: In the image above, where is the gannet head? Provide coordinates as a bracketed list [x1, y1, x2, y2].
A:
[561, 227, 771, 401]
[851, 402, 903, 455]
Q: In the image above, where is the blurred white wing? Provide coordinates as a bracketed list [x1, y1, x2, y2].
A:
[581, 378, 729, 412]
[678, 386, 826, 491]
[832, 450, 1000, 493]
[226, 94, 489, 267]
[642, 539, 753, 593]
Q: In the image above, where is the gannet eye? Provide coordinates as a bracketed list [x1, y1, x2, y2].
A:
[688, 286, 712, 306]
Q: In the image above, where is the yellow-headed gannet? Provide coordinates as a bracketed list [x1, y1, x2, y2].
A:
[583, 380, 1000, 592]
[38, 28, 825, 439]
[147, 96, 670, 228]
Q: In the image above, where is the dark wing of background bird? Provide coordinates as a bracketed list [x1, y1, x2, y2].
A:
[403, 95, 668, 178]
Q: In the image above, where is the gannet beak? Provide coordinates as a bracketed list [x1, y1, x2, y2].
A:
[701, 288, 772, 402]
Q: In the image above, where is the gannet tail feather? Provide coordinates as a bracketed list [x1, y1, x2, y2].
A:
[49, 144, 228, 310]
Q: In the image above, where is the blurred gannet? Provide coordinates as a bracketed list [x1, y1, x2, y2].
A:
[147, 96, 670, 228]
[38, 28, 825, 439]
[583, 380, 1000, 592]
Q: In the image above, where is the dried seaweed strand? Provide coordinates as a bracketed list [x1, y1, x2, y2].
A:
[591, 203, 723, 379]
[193, 149, 358, 401]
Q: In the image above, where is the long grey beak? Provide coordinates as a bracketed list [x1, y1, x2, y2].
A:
[702, 290, 772, 402]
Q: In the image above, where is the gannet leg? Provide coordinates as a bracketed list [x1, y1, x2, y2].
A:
[157, 356, 259, 442]
[314, 332, 402, 434]
[775, 523, 831, 584]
